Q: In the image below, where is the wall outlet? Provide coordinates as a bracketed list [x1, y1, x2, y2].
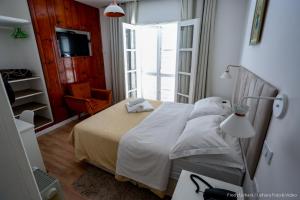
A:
[262, 142, 273, 165]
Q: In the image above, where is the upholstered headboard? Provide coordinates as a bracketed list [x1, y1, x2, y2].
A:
[232, 67, 278, 179]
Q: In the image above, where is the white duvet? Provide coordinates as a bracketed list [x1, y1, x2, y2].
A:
[116, 102, 193, 191]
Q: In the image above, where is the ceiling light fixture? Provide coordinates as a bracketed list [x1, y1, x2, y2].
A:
[104, 0, 125, 17]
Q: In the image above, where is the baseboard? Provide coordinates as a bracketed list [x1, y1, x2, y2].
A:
[36, 115, 78, 137]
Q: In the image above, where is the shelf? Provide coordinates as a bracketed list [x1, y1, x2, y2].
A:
[34, 115, 52, 130]
[0, 15, 30, 27]
[12, 102, 47, 117]
[8, 76, 40, 83]
[14, 89, 43, 100]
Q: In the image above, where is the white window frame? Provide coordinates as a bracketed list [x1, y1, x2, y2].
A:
[123, 23, 140, 98]
[175, 18, 200, 103]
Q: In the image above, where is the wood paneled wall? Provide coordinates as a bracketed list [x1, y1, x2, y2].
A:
[27, 0, 106, 123]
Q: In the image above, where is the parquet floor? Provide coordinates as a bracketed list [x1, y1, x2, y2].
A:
[37, 121, 88, 200]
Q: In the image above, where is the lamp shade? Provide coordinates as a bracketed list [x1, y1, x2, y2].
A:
[220, 113, 256, 138]
[220, 71, 232, 79]
[104, 1, 125, 17]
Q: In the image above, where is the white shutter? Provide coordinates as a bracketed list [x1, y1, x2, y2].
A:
[123, 23, 140, 98]
[175, 18, 200, 103]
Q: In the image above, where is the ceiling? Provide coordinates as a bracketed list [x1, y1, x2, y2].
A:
[75, 0, 134, 8]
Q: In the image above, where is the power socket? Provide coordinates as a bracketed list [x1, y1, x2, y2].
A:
[262, 142, 273, 165]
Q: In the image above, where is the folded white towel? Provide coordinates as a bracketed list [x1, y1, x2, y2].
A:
[128, 98, 145, 107]
[126, 101, 154, 113]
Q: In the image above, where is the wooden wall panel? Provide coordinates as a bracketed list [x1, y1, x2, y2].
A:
[27, 0, 106, 123]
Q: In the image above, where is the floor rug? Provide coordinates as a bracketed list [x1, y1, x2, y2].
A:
[73, 165, 171, 200]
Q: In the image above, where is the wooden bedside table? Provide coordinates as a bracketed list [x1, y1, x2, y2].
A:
[172, 170, 244, 200]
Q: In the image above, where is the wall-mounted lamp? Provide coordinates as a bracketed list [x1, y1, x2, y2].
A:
[220, 65, 240, 79]
[220, 94, 288, 138]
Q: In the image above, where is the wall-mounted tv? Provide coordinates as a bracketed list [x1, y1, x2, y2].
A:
[56, 28, 91, 57]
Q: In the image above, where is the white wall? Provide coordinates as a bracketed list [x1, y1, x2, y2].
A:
[240, 0, 300, 196]
[0, 0, 31, 68]
[0, 0, 30, 20]
[137, 0, 181, 24]
[206, 0, 249, 100]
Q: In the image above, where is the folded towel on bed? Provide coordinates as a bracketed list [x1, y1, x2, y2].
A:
[128, 98, 145, 107]
[126, 100, 154, 113]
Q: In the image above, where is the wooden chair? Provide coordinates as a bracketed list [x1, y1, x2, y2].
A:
[64, 82, 112, 117]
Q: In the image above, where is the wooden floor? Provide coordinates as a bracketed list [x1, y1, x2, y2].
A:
[37, 120, 88, 200]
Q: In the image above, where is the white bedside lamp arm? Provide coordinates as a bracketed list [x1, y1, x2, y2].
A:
[225, 64, 240, 72]
[240, 94, 287, 118]
[241, 96, 283, 105]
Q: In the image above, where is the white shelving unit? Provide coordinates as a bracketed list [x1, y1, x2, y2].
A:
[8, 76, 53, 130]
[0, 15, 30, 27]
[0, 14, 53, 131]
[8, 76, 40, 83]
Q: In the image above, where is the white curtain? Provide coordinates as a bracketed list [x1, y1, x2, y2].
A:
[109, 2, 138, 103]
[181, 0, 216, 102]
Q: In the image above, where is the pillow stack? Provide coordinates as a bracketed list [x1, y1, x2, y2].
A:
[170, 97, 238, 160]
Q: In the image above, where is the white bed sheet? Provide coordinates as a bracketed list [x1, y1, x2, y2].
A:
[116, 102, 194, 191]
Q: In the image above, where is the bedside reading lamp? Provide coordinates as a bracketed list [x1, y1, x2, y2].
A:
[220, 64, 240, 79]
[220, 65, 288, 138]
[220, 95, 287, 138]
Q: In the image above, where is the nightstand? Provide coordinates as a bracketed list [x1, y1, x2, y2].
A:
[172, 170, 244, 200]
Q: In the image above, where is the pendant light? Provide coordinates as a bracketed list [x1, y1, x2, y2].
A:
[104, 0, 125, 17]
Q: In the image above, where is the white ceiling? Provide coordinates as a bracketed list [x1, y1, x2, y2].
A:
[75, 0, 134, 8]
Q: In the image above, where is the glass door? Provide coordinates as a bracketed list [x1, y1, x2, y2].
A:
[137, 25, 158, 100]
[160, 23, 177, 102]
[175, 18, 200, 103]
[136, 23, 178, 102]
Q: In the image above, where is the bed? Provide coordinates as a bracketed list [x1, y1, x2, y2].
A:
[71, 99, 162, 173]
[71, 67, 278, 197]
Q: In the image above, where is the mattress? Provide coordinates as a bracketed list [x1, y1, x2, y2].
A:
[170, 154, 245, 185]
[71, 99, 161, 172]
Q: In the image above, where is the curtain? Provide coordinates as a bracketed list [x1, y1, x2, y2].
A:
[180, 0, 216, 102]
[109, 1, 138, 103]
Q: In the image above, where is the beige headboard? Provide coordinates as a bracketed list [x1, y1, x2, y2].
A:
[232, 67, 278, 179]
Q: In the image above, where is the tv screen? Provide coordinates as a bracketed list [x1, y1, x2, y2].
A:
[56, 31, 90, 57]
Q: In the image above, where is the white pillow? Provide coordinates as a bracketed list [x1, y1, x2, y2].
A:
[169, 115, 231, 159]
[198, 96, 223, 103]
[189, 97, 231, 120]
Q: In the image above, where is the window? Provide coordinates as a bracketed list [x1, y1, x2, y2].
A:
[136, 23, 177, 102]
[123, 24, 138, 98]
[123, 19, 200, 103]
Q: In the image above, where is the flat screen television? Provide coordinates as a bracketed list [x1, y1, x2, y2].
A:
[56, 30, 91, 57]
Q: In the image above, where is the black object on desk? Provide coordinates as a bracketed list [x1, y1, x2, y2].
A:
[190, 174, 237, 200]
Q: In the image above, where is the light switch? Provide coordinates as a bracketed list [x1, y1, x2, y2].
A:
[263, 142, 273, 165]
